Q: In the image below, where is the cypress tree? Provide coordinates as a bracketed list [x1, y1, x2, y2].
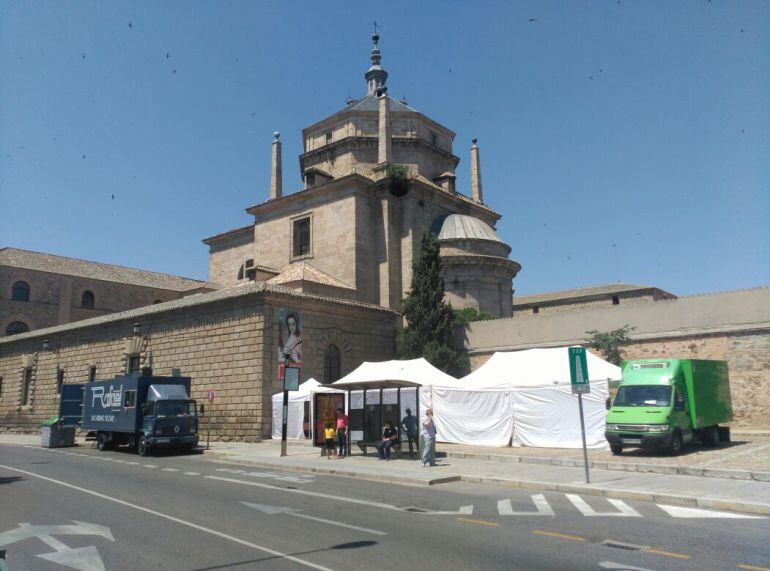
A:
[397, 229, 467, 376]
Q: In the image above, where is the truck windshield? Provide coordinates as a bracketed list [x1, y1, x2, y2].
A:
[613, 385, 672, 407]
[156, 401, 196, 418]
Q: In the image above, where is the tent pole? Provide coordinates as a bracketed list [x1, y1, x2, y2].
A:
[397, 387, 401, 455]
[416, 387, 421, 460]
[362, 389, 367, 455]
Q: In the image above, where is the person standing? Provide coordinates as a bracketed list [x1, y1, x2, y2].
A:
[376, 420, 398, 461]
[323, 422, 337, 459]
[420, 408, 437, 467]
[335, 406, 349, 458]
[400, 408, 418, 457]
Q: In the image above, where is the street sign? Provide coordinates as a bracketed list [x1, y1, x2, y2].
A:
[284, 366, 300, 392]
[207, 388, 215, 404]
[567, 347, 591, 484]
[569, 347, 590, 394]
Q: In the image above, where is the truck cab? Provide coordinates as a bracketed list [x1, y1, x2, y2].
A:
[138, 383, 199, 456]
[605, 359, 731, 456]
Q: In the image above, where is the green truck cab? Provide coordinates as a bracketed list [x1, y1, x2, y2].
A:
[605, 359, 732, 455]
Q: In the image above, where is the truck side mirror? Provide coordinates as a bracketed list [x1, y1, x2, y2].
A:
[605, 397, 611, 410]
[142, 403, 153, 416]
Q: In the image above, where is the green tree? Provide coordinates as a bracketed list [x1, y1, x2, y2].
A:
[398, 230, 467, 376]
[585, 325, 636, 365]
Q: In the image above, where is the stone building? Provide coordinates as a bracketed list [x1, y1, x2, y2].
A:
[512, 283, 676, 316]
[0, 247, 214, 336]
[0, 33, 517, 438]
[203, 33, 520, 318]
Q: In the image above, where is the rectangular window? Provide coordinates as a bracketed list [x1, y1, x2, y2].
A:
[128, 355, 141, 373]
[532, 306, 540, 314]
[325, 131, 332, 144]
[88, 366, 97, 382]
[430, 131, 438, 146]
[56, 368, 65, 396]
[21, 368, 32, 406]
[612, 295, 620, 305]
[0, 376, 3, 399]
[124, 390, 137, 408]
[292, 217, 311, 258]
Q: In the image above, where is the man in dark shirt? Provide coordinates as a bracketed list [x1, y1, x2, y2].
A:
[401, 408, 418, 456]
[376, 420, 398, 461]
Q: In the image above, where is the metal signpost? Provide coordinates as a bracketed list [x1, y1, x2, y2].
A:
[569, 347, 591, 484]
[280, 357, 301, 457]
[206, 388, 215, 450]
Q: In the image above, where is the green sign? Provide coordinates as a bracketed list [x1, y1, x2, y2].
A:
[569, 347, 589, 386]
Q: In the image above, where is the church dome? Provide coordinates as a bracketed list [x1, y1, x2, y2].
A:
[434, 214, 504, 243]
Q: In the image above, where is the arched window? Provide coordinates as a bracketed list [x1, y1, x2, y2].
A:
[12, 281, 30, 302]
[237, 266, 244, 280]
[5, 321, 29, 336]
[152, 299, 162, 304]
[81, 290, 95, 309]
[324, 344, 341, 384]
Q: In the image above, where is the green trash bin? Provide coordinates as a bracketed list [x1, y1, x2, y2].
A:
[41, 417, 75, 448]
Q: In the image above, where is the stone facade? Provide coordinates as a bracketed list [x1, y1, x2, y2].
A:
[461, 287, 770, 429]
[1, 248, 214, 336]
[203, 34, 520, 318]
[0, 284, 398, 440]
[512, 283, 676, 317]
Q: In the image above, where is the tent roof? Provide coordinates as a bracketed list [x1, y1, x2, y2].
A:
[458, 347, 621, 389]
[271, 378, 321, 401]
[331, 358, 459, 390]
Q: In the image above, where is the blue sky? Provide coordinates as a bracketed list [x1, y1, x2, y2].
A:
[1, 1, 768, 297]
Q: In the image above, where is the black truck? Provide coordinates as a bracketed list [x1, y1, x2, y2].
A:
[60, 373, 199, 456]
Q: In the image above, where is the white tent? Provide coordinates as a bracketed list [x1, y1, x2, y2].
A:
[271, 378, 324, 439]
[332, 358, 459, 444]
[429, 347, 620, 449]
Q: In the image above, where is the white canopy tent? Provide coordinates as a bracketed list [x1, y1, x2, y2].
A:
[431, 347, 621, 448]
[331, 358, 459, 446]
[271, 378, 343, 439]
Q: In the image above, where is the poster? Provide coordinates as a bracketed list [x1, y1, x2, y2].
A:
[314, 393, 344, 446]
[277, 308, 302, 381]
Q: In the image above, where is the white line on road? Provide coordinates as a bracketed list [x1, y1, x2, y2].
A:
[0, 464, 335, 571]
[207, 476, 403, 511]
[498, 494, 555, 516]
[184, 472, 201, 476]
[656, 504, 764, 519]
[241, 502, 387, 536]
[599, 562, 659, 570]
[161, 468, 180, 472]
[566, 494, 642, 517]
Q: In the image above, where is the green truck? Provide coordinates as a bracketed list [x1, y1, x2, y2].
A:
[605, 359, 732, 455]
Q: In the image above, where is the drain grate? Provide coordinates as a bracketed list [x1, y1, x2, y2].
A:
[601, 540, 645, 551]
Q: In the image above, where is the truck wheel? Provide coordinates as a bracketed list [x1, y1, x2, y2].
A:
[703, 426, 720, 447]
[96, 432, 108, 451]
[610, 444, 623, 456]
[137, 435, 150, 457]
[670, 431, 683, 456]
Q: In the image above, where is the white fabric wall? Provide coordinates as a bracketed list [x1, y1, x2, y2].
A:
[271, 399, 306, 439]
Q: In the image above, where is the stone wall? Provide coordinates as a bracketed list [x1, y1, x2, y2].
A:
[0, 285, 399, 440]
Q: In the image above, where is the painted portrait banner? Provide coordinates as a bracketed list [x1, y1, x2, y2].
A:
[314, 393, 344, 446]
[277, 308, 302, 381]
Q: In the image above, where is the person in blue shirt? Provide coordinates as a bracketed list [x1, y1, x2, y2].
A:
[400, 408, 418, 457]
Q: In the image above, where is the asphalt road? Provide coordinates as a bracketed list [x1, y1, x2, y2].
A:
[1, 443, 768, 571]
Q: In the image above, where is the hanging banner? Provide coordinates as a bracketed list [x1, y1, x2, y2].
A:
[277, 308, 303, 380]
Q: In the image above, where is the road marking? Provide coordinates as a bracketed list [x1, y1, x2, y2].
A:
[143, 465, 157, 469]
[642, 548, 691, 560]
[414, 505, 474, 516]
[566, 494, 642, 517]
[498, 494, 555, 516]
[126, 462, 139, 465]
[532, 530, 586, 542]
[738, 565, 770, 571]
[455, 517, 499, 527]
[242, 502, 387, 536]
[207, 476, 403, 511]
[161, 468, 179, 472]
[183, 472, 200, 476]
[657, 504, 764, 519]
[599, 562, 659, 570]
[0, 464, 335, 571]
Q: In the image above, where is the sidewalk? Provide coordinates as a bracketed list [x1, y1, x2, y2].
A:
[3, 433, 769, 516]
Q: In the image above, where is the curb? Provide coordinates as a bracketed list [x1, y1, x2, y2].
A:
[443, 451, 770, 482]
[205, 451, 770, 517]
[206, 451, 461, 487]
